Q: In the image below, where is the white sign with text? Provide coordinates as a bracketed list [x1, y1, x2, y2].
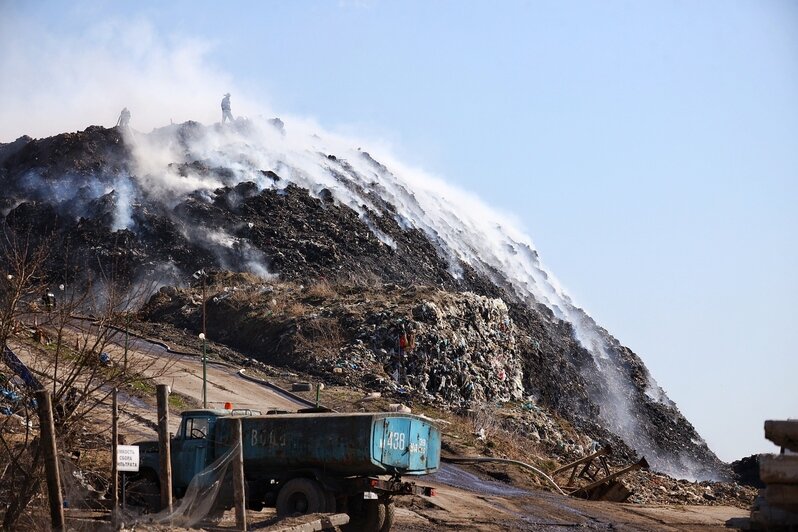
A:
[117, 445, 140, 472]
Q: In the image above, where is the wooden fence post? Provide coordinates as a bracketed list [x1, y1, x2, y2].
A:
[233, 418, 247, 530]
[35, 390, 64, 530]
[156, 384, 173, 513]
[112, 388, 119, 510]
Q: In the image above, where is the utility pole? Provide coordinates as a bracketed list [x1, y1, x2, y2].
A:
[35, 390, 64, 531]
[194, 269, 208, 408]
[156, 384, 173, 513]
[202, 272, 207, 408]
[112, 388, 119, 513]
[123, 314, 129, 375]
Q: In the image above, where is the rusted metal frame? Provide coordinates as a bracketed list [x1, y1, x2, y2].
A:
[568, 457, 649, 497]
[552, 444, 612, 477]
[578, 459, 597, 482]
[357, 477, 432, 497]
[600, 455, 611, 477]
[554, 445, 612, 488]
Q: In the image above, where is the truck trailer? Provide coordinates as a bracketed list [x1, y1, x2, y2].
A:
[131, 408, 441, 531]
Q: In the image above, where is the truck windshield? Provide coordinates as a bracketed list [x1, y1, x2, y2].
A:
[183, 417, 209, 439]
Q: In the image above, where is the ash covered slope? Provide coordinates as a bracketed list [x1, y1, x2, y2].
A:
[0, 120, 724, 480]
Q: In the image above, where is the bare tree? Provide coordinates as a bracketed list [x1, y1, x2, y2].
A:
[0, 226, 50, 529]
[0, 226, 176, 528]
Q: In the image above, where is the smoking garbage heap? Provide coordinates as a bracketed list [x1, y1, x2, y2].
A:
[0, 120, 728, 481]
[144, 282, 525, 407]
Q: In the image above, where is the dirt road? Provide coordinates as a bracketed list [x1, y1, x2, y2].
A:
[10, 319, 749, 530]
[12, 319, 309, 441]
[390, 465, 747, 531]
[85, 324, 309, 439]
[207, 470, 746, 531]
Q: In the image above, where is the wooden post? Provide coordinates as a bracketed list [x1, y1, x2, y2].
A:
[111, 388, 119, 513]
[156, 384, 173, 513]
[232, 418, 247, 530]
[35, 390, 65, 531]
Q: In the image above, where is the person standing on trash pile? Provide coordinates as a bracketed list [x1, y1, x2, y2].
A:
[221, 93, 233, 124]
[42, 290, 56, 311]
[116, 107, 131, 128]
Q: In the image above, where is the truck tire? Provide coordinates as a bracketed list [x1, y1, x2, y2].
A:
[324, 490, 337, 513]
[344, 497, 385, 532]
[276, 478, 327, 516]
[380, 500, 395, 532]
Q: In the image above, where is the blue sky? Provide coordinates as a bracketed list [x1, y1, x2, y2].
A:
[1, 0, 796, 461]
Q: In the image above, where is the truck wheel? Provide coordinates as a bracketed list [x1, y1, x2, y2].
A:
[344, 497, 385, 532]
[276, 478, 327, 516]
[324, 490, 337, 513]
[380, 500, 395, 532]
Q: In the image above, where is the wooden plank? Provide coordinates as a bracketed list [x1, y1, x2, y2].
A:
[272, 513, 350, 531]
[764, 420, 798, 452]
[760, 455, 798, 484]
[765, 484, 798, 513]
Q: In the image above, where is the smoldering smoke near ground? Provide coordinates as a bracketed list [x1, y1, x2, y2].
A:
[108, 116, 713, 479]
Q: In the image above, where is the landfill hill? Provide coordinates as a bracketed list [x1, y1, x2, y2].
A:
[0, 120, 726, 481]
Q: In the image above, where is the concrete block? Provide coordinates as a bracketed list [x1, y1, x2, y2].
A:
[760, 454, 798, 484]
[764, 420, 798, 452]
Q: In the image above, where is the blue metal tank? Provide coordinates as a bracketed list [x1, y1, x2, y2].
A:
[215, 412, 441, 477]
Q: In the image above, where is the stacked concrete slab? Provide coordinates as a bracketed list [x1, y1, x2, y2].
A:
[749, 420, 798, 529]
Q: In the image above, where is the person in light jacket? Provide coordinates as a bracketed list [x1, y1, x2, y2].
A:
[221, 93, 233, 124]
[117, 107, 131, 128]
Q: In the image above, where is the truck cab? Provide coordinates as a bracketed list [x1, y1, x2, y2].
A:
[171, 409, 219, 493]
[139, 409, 253, 496]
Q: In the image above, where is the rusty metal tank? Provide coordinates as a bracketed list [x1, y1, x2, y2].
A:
[214, 412, 441, 476]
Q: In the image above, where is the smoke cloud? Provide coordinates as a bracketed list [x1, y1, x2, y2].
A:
[121, 116, 716, 478]
[0, 12, 265, 141]
[0, 9, 713, 479]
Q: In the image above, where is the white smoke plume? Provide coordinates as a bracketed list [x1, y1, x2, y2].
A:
[123, 117, 716, 479]
[0, 10, 713, 479]
[0, 14, 263, 141]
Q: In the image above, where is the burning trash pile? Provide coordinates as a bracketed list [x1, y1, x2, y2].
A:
[142, 279, 524, 408]
[624, 469, 757, 508]
[2, 122, 731, 481]
[324, 291, 525, 407]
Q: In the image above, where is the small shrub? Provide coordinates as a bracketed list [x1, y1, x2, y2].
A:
[304, 279, 337, 301]
[295, 317, 345, 358]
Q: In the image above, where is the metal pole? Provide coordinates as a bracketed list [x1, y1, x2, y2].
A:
[202, 339, 207, 408]
[112, 388, 119, 513]
[202, 275, 207, 408]
[156, 384, 173, 513]
[35, 390, 65, 531]
[232, 418, 247, 531]
[123, 315, 129, 375]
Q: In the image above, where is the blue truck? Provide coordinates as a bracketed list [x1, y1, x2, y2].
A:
[131, 408, 441, 531]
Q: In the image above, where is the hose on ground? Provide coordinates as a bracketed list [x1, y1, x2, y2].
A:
[442, 456, 567, 496]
